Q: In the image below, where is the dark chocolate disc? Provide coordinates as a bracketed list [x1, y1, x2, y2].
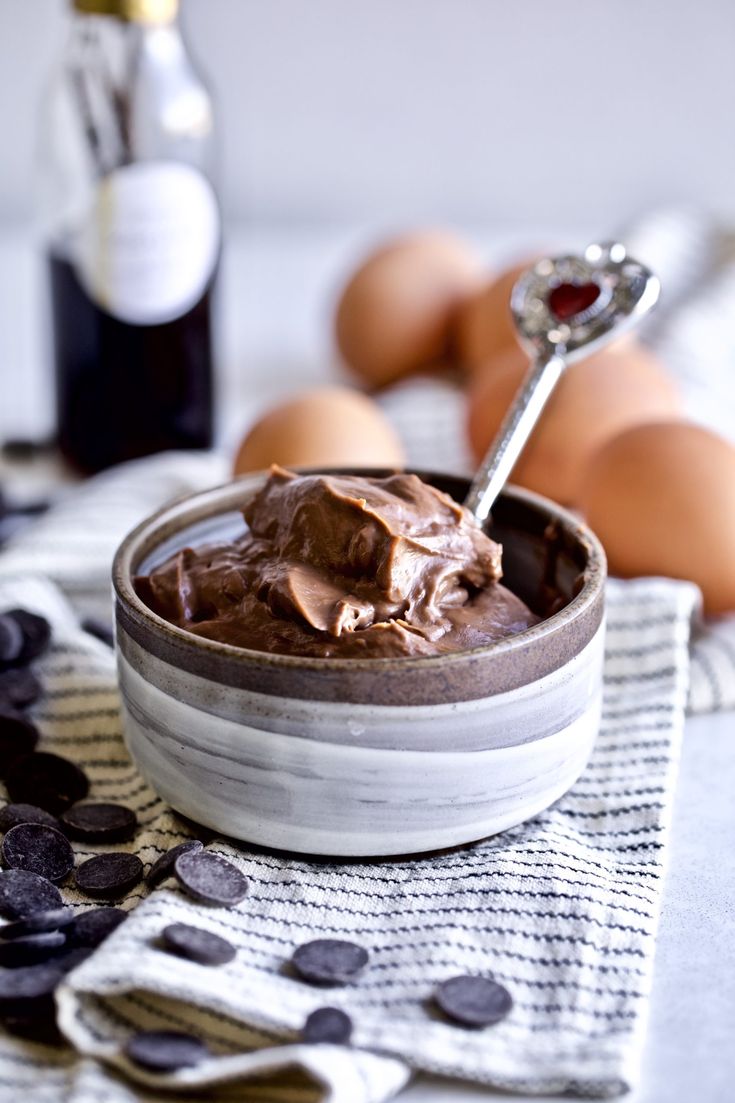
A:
[0, 667, 42, 709]
[54, 946, 95, 973]
[145, 840, 203, 889]
[302, 1006, 353, 1044]
[0, 961, 67, 1017]
[0, 803, 61, 833]
[5, 609, 52, 663]
[1, 823, 75, 883]
[60, 802, 138, 843]
[67, 907, 127, 948]
[173, 849, 248, 907]
[74, 853, 143, 899]
[81, 617, 115, 649]
[0, 614, 24, 665]
[160, 922, 236, 966]
[0, 907, 75, 940]
[0, 712, 40, 773]
[0, 869, 63, 919]
[291, 939, 369, 985]
[5, 752, 90, 814]
[125, 1030, 210, 1072]
[0, 931, 67, 967]
[434, 975, 513, 1028]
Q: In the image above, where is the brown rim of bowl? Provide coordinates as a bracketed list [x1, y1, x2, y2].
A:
[112, 469, 606, 705]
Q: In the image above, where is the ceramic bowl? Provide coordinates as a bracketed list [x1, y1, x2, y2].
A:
[112, 470, 606, 857]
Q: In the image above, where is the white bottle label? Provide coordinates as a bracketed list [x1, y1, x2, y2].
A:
[76, 161, 220, 326]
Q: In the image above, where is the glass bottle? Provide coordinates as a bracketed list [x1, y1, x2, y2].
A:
[38, 0, 219, 474]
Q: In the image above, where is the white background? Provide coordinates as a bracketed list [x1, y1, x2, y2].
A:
[1, 0, 734, 230]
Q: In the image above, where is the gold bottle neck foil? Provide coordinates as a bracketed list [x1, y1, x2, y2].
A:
[72, 0, 179, 23]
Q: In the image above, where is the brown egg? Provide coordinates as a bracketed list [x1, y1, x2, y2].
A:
[233, 386, 406, 475]
[454, 258, 537, 374]
[335, 231, 484, 389]
[467, 342, 680, 505]
[580, 421, 735, 615]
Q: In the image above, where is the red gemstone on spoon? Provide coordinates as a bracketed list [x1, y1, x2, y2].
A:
[548, 281, 601, 321]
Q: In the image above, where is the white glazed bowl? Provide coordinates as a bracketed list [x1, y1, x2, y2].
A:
[112, 470, 606, 857]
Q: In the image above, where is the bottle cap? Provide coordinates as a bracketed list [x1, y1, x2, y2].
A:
[72, 0, 178, 22]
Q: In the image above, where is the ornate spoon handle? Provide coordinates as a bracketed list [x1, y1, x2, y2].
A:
[464, 352, 565, 523]
[464, 241, 660, 522]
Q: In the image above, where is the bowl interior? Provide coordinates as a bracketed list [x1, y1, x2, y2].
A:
[115, 469, 605, 703]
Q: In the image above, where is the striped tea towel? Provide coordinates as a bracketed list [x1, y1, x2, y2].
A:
[0, 452, 708, 1103]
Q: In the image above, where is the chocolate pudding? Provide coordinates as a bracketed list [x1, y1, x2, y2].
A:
[134, 467, 539, 658]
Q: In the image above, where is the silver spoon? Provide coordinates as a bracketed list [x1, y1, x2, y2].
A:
[464, 241, 660, 522]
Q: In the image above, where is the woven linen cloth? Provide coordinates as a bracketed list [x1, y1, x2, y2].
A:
[0, 451, 710, 1102]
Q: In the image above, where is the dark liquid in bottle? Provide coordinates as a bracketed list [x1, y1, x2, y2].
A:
[48, 253, 215, 474]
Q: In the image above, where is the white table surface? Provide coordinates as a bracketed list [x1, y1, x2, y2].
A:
[0, 224, 732, 1103]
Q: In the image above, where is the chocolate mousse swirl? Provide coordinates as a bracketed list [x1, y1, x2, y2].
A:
[135, 467, 538, 658]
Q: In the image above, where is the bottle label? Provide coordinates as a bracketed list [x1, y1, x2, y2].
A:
[75, 161, 220, 326]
